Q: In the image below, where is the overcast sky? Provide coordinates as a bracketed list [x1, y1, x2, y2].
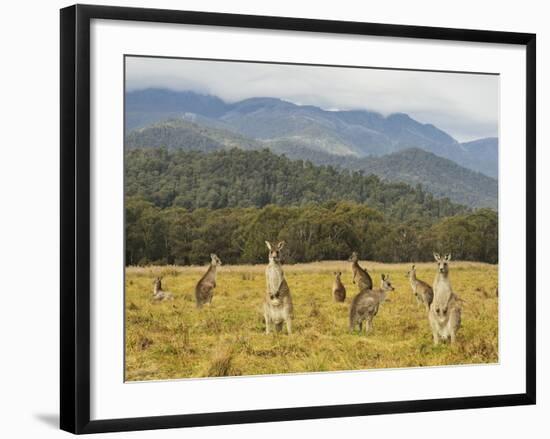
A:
[126, 56, 499, 142]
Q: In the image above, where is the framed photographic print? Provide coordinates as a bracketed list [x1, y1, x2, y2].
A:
[60, 4, 536, 434]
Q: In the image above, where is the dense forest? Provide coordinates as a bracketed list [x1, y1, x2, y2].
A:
[126, 197, 497, 265]
[125, 147, 468, 221]
[125, 147, 498, 266]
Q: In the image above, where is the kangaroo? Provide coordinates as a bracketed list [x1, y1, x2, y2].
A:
[264, 241, 293, 334]
[429, 253, 462, 344]
[349, 251, 373, 291]
[152, 277, 174, 301]
[349, 274, 394, 334]
[406, 265, 434, 311]
[332, 271, 346, 302]
[195, 253, 222, 308]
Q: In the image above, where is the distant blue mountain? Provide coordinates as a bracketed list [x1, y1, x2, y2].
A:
[449, 137, 499, 178]
[125, 88, 498, 178]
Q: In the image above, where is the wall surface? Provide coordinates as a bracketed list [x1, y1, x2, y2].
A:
[0, 0, 546, 437]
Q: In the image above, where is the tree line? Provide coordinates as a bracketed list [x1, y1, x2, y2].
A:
[126, 197, 498, 266]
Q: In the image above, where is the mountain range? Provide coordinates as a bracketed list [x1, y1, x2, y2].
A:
[125, 89, 498, 208]
[126, 89, 498, 177]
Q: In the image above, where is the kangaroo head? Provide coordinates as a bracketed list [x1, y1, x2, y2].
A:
[334, 271, 342, 280]
[380, 274, 395, 292]
[433, 253, 451, 275]
[210, 253, 222, 266]
[406, 264, 416, 278]
[265, 241, 285, 262]
[153, 277, 162, 290]
[348, 251, 359, 263]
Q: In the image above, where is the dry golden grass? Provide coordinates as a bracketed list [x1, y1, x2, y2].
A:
[125, 261, 498, 381]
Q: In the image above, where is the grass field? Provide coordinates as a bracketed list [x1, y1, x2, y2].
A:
[125, 261, 498, 381]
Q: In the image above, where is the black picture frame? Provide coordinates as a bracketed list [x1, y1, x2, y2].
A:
[60, 4, 536, 434]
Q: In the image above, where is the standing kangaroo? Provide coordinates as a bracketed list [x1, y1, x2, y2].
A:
[332, 271, 346, 302]
[152, 277, 174, 301]
[349, 274, 394, 333]
[264, 241, 293, 334]
[406, 265, 434, 311]
[195, 253, 222, 308]
[349, 251, 373, 291]
[429, 253, 462, 344]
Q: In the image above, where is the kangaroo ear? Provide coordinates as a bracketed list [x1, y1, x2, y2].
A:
[381, 273, 386, 280]
[433, 252, 441, 262]
[445, 254, 452, 261]
[412, 264, 415, 270]
[277, 241, 285, 250]
[265, 241, 272, 250]
[339, 271, 342, 276]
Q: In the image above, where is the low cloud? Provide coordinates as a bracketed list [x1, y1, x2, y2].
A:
[126, 56, 499, 142]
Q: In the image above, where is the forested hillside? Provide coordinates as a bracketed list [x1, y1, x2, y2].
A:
[125, 147, 498, 266]
[125, 147, 468, 220]
[126, 118, 261, 152]
[126, 119, 497, 208]
[346, 148, 498, 209]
